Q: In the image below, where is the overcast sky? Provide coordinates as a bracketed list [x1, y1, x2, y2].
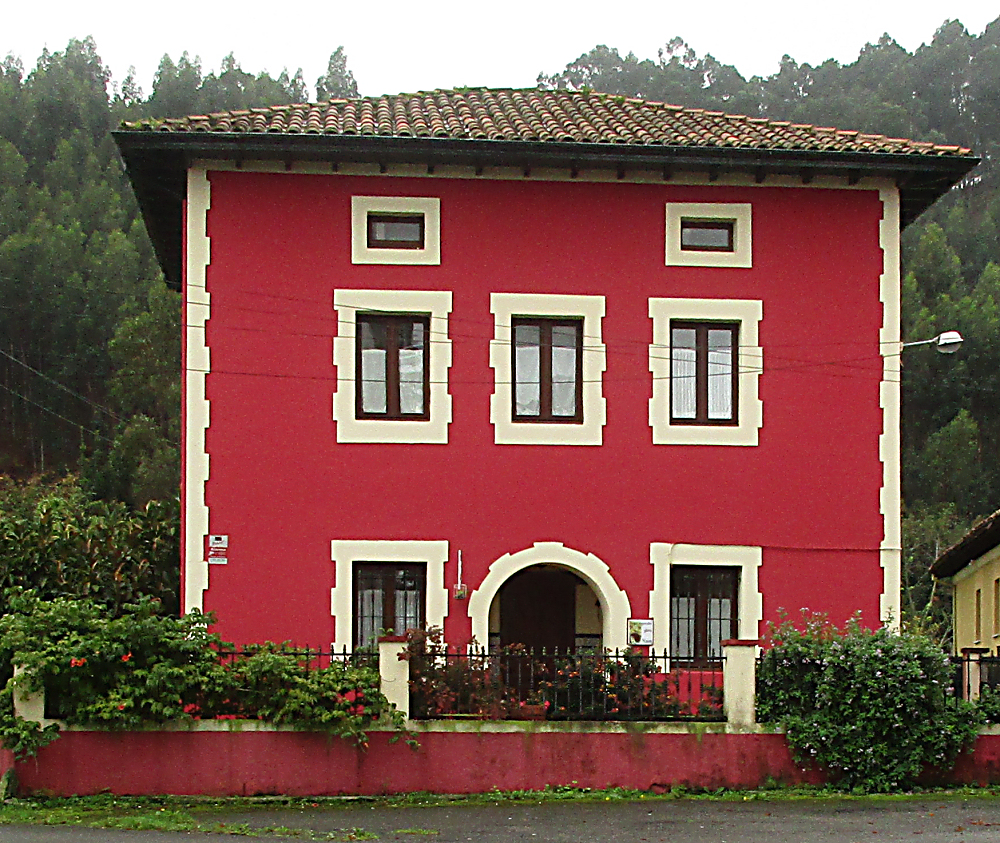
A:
[6, 1, 998, 100]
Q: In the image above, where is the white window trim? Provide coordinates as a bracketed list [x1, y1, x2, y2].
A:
[648, 542, 763, 661]
[331, 539, 449, 651]
[351, 196, 440, 265]
[332, 289, 452, 443]
[489, 293, 607, 445]
[666, 203, 752, 268]
[649, 297, 763, 446]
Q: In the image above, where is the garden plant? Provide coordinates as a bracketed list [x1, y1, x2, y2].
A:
[756, 612, 981, 792]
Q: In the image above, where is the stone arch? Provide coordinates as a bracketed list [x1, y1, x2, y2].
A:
[468, 542, 631, 650]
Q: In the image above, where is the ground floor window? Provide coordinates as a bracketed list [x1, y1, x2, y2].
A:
[353, 563, 426, 648]
[670, 565, 738, 666]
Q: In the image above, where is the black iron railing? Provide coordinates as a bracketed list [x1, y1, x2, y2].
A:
[406, 647, 725, 722]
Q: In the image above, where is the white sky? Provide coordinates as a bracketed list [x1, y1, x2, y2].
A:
[5, 1, 998, 100]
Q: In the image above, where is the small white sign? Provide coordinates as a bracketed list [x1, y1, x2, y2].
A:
[208, 534, 229, 565]
[627, 619, 654, 647]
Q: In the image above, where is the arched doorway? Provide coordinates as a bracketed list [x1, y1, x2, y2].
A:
[469, 542, 631, 652]
[495, 565, 602, 653]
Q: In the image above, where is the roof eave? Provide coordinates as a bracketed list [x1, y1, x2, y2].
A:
[113, 130, 981, 289]
[932, 510, 1000, 580]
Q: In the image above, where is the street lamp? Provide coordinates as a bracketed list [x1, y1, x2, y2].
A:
[902, 331, 964, 354]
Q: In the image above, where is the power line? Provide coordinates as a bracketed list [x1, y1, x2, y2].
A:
[0, 382, 114, 443]
[0, 347, 123, 422]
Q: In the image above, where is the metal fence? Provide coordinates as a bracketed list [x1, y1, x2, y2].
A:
[950, 653, 1000, 700]
[406, 648, 725, 722]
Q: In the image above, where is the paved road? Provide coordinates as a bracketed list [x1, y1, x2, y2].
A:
[3, 796, 1000, 842]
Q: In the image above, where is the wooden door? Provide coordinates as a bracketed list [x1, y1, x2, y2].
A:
[499, 567, 577, 653]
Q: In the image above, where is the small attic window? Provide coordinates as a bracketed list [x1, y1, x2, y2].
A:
[351, 196, 441, 265]
[665, 203, 752, 268]
[368, 213, 425, 250]
[680, 219, 735, 253]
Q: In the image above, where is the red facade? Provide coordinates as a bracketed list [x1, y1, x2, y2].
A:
[186, 170, 889, 649]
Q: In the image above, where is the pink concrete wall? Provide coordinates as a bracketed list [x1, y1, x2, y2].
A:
[14, 730, 1000, 797]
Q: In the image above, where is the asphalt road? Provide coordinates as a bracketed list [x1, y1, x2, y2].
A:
[3, 796, 1000, 842]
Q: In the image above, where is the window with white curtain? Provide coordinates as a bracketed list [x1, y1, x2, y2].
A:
[353, 563, 426, 649]
[356, 314, 429, 420]
[512, 318, 583, 422]
[669, 322, 738, 425]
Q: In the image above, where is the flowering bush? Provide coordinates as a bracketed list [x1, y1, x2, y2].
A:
[0, 589, 403, 759]
[756, 612, 980, 792]
[976, 684, 1000, 724]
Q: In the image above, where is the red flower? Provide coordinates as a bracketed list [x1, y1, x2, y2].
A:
[70, 657, 87, 668]
[117, 704, 126, 710]
[121, 652, 132, 662]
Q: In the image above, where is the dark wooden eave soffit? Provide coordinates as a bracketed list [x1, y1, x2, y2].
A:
[932, 508, 1000, 580]
[113, 131, 980, 290]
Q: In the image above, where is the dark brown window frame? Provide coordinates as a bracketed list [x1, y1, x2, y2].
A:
[355, 313, 431, 421]
[366, 212, 426, 250]
[679, 218, 736, 253]
[669, 565, 739, 668]
[352, 562, 427, 649]
[669, 321, 739, 426]
[511, 317, 584, 423]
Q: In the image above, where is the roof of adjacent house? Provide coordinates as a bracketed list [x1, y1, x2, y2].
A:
[126, 88, 971, 160]
[113, 88, 980, 288]
[931, 509, 1000, 579]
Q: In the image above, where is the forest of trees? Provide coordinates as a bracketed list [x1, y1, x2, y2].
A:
[1, 18, 998, 633]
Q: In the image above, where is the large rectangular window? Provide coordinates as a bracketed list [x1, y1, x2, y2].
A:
[670, 322, 738, 425]
[512, 318, 583, 423]
[670, 566, 738, 666]
[356, 314, 430, 420]
[353, 563, 426, 649]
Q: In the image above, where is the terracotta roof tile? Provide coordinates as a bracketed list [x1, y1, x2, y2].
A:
[125, 88, 976, 159]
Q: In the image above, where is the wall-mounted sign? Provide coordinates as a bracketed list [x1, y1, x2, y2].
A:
[627, 618, 654, 646]
[208, 534, 229, 565]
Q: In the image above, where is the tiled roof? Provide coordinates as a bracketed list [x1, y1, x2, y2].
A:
[126, 88, 972, 159]
[932, 508, 1000, 579]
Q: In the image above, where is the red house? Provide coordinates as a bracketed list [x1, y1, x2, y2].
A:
[115, 90, 975, 662]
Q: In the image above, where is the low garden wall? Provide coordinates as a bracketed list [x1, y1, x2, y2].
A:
[9, 723, 1000, 797]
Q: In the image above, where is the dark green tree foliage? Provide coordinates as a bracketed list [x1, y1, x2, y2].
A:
[0, 39, 357, 489]
[0, 477, 179, 616]
[316, 47, 359, 100]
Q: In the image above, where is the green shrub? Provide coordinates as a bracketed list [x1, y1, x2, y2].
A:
[756, 613, 981, 792]
[976, 684, 1000, 724]
[0, 590, 404, 758]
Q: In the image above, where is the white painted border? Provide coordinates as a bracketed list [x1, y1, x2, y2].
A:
[489, 293, 607, 445]
[648, 298, 763, 446]
[666, 203, 752, 268]
[468, 542, 631, 650]
[648, 543, 763, 660]
[194, 159, 895, 195]
[184, 168, 211, 614]
[351, 196, 440, 265]
[332, 289, 453, 443]
[330, 539, 450, 650]
[879, 186, 902, 629]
